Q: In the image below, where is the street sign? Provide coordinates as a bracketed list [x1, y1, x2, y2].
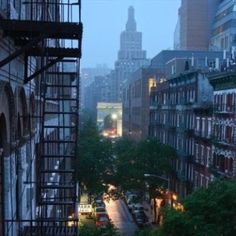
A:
[78, 204, 92, 214]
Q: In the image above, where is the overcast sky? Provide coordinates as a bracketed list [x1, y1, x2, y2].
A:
[81, 0, 181, 68]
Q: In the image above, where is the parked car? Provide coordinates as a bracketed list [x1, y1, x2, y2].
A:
[134, 211, 148, 227]
[92, 200, 106, 208]
[96, 214, 110, 228]
[127, 199, 136, 211]
[94, 206, 107, 217]
[126, 194, 139, 210]
[132, 203, 144, 214]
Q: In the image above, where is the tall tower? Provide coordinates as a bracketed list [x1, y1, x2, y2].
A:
[113, 6, 149, 102]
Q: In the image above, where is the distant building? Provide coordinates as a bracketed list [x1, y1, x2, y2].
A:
[210, 0, 236, 51]
[175, 0, 219, 51]
[84, 75, 112, 120]
[80, 65, 111, 109]
[113, 6, 149, 102]
[150, 50, 227, 76]
[123, 68, 163, 141]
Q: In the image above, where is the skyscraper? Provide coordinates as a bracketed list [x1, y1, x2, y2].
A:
[175, 0, 220, 51]
[113, 6, 149, 102]
[210, 0, 236, 51]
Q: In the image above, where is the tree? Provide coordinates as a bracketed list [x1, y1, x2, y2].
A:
[156, 180, 236, 236]
[113, 138, 175, 195]
[113, 138, 144, 191]
[78, 119, 115, 195]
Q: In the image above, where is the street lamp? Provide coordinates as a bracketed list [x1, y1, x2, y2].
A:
[144, 173, 171, 224]
[144, 174, 170, 190]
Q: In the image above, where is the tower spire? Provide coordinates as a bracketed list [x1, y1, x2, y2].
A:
[126, 6, 136, 31]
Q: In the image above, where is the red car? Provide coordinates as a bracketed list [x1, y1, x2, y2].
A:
[95, 214, 110, 228]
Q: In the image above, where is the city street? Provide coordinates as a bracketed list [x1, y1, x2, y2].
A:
[105, 199, 137, 236]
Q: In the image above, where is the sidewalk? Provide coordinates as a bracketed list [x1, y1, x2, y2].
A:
[142, 200, 160, 228]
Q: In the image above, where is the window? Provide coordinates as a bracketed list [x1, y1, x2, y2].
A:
[196, 117, 200, 132]
[201, 145, 204, 165]
[206, 147, 210, 167]
[202, 118, 205, 136]
[195, 144, 199, 162]
[207, 118, 212, 138]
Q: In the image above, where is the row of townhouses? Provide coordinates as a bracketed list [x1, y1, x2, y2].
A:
[122, 0, 236, 200]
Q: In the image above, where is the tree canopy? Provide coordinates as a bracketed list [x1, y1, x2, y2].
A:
[144, 180, 236, 236]
[113, 138, 175, 194]
[78, 119, 175, 197]
[78, 119, 115, 195]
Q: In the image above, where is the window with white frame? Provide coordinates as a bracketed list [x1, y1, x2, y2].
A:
[196, 117, 200, 132]
[202, 118, 206, 136]
[207, 118, 212, 138]
[201, 145, 204, 165]
[206, 147, 211, 167]
[195, 144, 199, 162]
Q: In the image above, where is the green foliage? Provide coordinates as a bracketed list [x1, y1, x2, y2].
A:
[134, 228, 161, 236]
[156, 180, 236, 236]
[78, 119, 115, 195]
[78, 120, 175, 197]
[114, 138, 175, 193]
[79, 223, 119, 236]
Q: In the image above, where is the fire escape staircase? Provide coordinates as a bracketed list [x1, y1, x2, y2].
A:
[0, 1, 82, 235]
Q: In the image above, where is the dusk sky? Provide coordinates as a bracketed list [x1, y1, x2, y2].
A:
[82, 0, 181, 68]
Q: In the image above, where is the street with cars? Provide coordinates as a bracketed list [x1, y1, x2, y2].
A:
[79, 190, 153, 236]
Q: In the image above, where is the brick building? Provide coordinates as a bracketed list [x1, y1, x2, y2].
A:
[208, 71, 236, 178]
[149, 70, 214, 198]
[122, 68, 163, 141]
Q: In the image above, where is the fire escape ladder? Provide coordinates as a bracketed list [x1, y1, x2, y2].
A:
[38, 68, 79, 235]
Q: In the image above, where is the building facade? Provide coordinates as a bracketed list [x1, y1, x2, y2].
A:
[122, 68, 163, 141]
[210, 0, 236, 51]
[150, 50, 226, 76]
[175, 0, 220, 50]
[124, 49, 226, 142]
[208, 71, 236, 178]
[149, 70, 214, 198]
[0, 0, 81, 235]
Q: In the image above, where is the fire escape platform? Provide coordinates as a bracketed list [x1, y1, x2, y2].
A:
[27, 47, 81, 58]
[0, 20, 83, 40]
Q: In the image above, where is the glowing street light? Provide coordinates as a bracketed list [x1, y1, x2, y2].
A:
[111, 113, 118, 120]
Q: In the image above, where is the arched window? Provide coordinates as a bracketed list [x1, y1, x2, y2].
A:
[17, 114, 22, 140]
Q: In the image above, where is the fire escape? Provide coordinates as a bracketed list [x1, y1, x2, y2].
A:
[0, 0, 82, 235]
